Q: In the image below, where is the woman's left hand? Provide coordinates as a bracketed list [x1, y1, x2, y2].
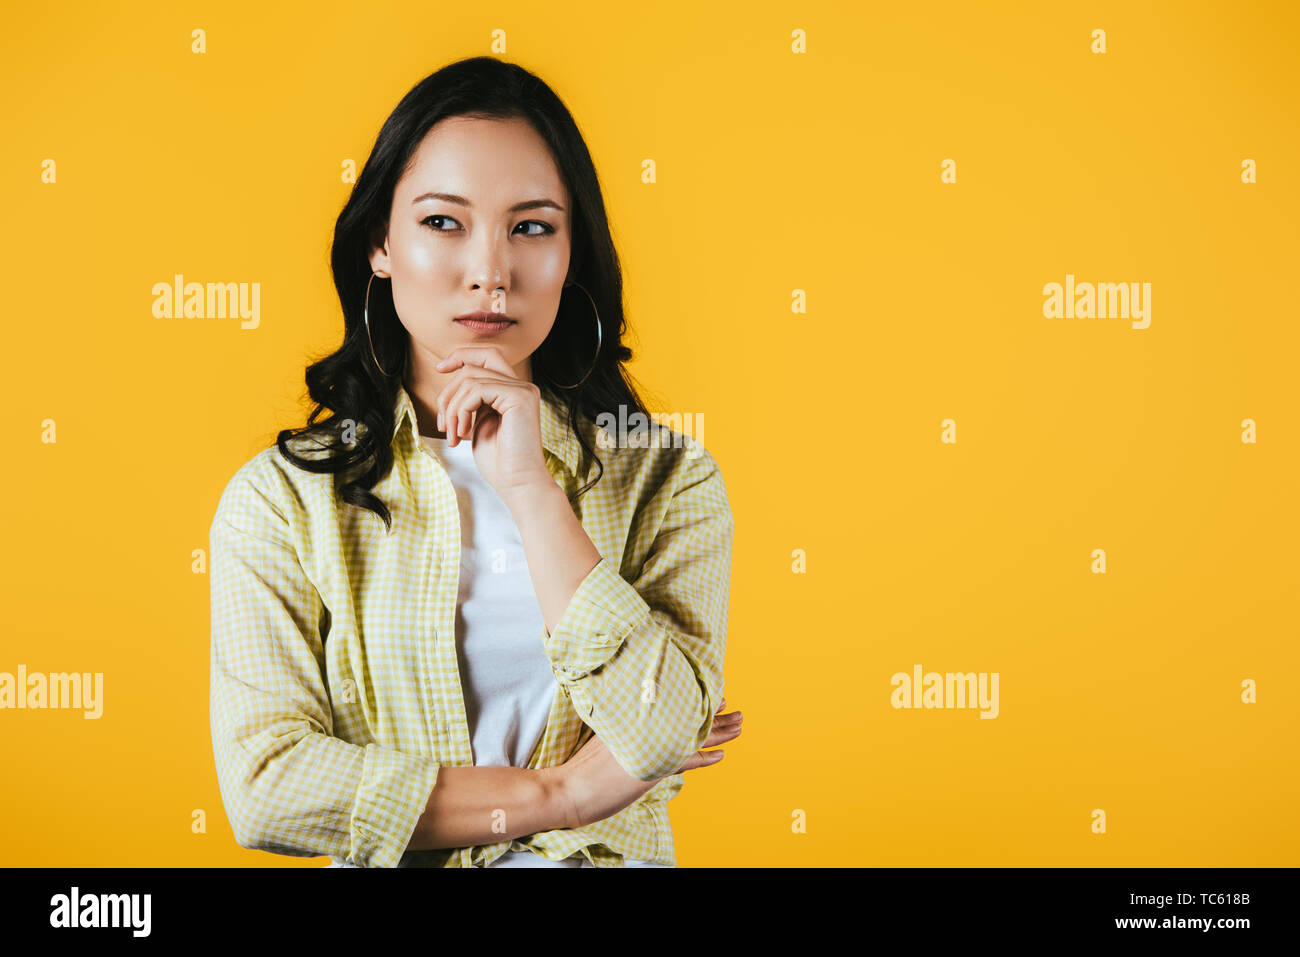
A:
[434, 346, 554, 498]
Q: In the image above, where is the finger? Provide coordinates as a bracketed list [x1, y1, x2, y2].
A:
[448, 375, 536, 446]
[716, 697, 726, 713]
[436, 347, 515, 377]
[437, 371, 473, 434]
[452, 395, 474, 446]
[436, 379, 456, 436]
[702, 722, 742, 749]
[439, 376, 479, 446]
[438, 371, 520, 441]
[458, 385, 495, 441]
[436, 349, 494, 373]
[678, 749, 725, 773]
[460, 390, 475, 442]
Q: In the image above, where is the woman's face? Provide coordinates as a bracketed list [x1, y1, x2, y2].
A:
[370, 114, 573, 383]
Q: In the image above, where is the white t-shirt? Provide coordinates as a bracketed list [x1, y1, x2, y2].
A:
[421, 432, 558, 771]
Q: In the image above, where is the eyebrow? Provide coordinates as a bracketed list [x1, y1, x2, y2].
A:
[411, 192, 565, 213]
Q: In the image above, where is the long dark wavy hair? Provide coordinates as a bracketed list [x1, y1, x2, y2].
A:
[276, 56, 655, 532]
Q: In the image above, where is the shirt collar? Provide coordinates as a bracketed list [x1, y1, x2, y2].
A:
[390, 380, 584, 479]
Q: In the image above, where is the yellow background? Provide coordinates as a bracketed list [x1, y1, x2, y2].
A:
[1, 0, 1296, 866]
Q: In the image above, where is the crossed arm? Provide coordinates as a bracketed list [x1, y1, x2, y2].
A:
[502, 453, 735, 782]
[211, 449, 734, 864]
[408, 455, 736, 851]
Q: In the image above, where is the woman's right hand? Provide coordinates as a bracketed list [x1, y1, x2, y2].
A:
[548, 697, 743, 830]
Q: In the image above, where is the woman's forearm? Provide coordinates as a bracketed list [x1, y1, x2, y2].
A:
[403, 481, 600, 853]
[501, 479, 602, 635]
[406, 764, 575, 850]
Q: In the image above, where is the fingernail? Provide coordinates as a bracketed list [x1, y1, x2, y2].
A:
[437, 412, 443, 431]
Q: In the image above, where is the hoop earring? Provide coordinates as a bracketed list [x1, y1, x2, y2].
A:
[550, 281, 603, 389]
[364, 271, 398, 377]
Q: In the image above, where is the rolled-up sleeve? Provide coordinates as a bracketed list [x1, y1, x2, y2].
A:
[543, 450, 735, 782]
[208, 475, 440, 867]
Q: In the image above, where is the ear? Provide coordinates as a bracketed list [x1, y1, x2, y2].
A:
[367, 224, 391, 277]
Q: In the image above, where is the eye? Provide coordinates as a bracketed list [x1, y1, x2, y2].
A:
[515, 220, 556, 236]
[420, 215, 555, 236]
[421, 214, 461, 231]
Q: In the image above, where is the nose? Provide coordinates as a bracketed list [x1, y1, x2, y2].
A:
[469, 266, 506, 293]
[468, 232, 510, 297]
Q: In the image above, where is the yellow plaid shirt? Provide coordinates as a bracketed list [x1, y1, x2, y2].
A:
[208, 381, 734, 867]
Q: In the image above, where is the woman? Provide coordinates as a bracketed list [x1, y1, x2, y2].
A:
[208, 56, 741, 868]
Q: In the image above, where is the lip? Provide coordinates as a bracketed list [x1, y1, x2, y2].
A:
[454, 313, 516, 335]
[456, 310, 516, 322]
